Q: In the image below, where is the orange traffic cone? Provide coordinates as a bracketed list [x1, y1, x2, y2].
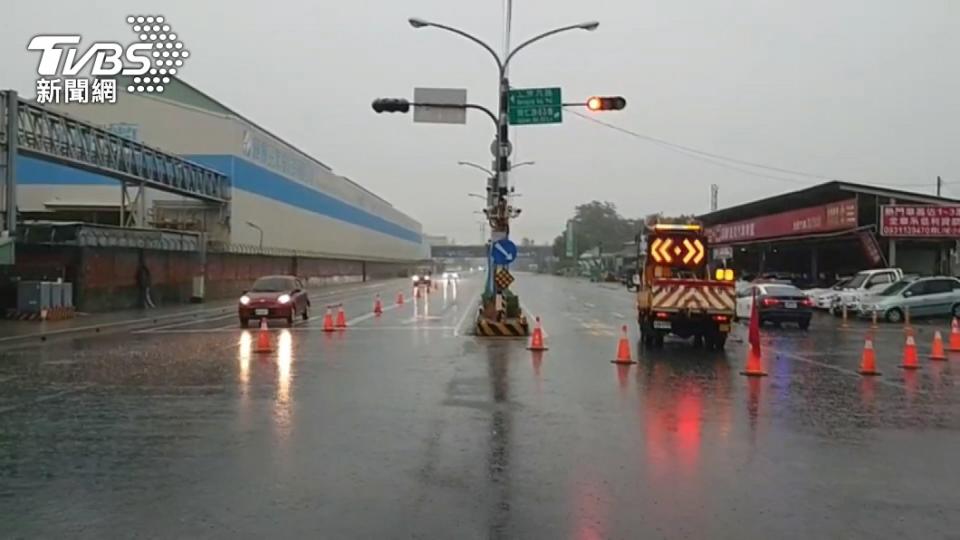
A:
[930, 331, 947, 361]
[335, 305, 347, 328]
[949, 318, 960, 352]
[396, 291, 404, 305]
[322, 308, 335, 332]
[900, 329, 920, 370]
[254, 318, 273, 353]
[859, 335, 881, 375]
[612, 325, 636, 364]
[527, 317, 548, 351]
[741, 288, 768, 376]
[374, 295, 383, 316]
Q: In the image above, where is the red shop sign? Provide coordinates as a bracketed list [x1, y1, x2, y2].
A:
[880, 205, 960, 237]
[708, 199, 857, 243]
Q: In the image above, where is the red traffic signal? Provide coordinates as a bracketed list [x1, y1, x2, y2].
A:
[586, 96, 627, 111]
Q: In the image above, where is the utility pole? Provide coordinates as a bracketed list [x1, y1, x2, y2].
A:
[937, 176, 942, 197]
[710, 184, 719, 212]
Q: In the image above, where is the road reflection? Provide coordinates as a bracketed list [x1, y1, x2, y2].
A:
[275, 329, 294, 441]
[238, 331, 251, 387]
[486, 344, 512, 538]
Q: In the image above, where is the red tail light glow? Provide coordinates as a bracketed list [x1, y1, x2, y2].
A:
[761, 297, 780, 307]
[713, 315, 729, 322]
[801, 297, 814, 307]
[655, 311, 670, 319]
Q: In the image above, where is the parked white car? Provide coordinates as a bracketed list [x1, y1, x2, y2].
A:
[830, 268, 904, 315]
[805, 277, 852, 310]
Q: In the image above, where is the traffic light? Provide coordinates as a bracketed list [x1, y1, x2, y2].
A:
[372, 98, 411, 113]
[586, 96, 627, 111]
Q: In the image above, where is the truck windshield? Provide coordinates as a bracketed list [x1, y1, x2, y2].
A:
[846, 273, 869, 288]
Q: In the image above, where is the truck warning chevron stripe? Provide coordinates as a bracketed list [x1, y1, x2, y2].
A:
[652, 282, 735, 312]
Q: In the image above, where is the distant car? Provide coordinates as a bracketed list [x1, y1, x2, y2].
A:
[736, 283, 813, 329]
[858, 276, 960, 323]
[412, 272, 432, 287]
[441, 271, 460, 280]
[239, 275, 310, 327]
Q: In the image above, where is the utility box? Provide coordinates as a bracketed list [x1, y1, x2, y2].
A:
[17, 281, 52, 313]
[48, 282, 62, 308]
[61, 282, 74, 308]
[191, 276, 205, 303]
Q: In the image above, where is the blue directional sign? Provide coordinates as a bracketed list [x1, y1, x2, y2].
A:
[491, 239, 518, 265]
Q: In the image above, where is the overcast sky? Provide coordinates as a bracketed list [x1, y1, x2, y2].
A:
[3, 0, 958, 244]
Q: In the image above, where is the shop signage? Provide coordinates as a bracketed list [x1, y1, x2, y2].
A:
[879, 205, 960, 237]
[707, 199, 857, 243]
[857, 231, 885, 266]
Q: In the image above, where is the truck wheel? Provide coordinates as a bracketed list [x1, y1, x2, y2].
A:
[654, 333, 665, 348]
[693, 335, 704, 348]
[714, 334, 728, 350]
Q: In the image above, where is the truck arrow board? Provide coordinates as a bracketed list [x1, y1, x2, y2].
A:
[650, 236, 704, 267]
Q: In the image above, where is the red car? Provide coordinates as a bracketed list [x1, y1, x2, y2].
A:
[239, 275, 310, 327]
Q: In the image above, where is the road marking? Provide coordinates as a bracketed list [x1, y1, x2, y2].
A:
[0, 306, 233, 343]
[776, 351, 909, 390]
[135, 312, 236, 333]
[612, 312, 624, 318]
[453, 288, 483, 336]
[0, 280, 405, 344]
[345, 303, 402, 326]
[585, 302, 596, 308]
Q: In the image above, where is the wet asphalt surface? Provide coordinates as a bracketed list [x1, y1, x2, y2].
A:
[1, 274, 958, 539]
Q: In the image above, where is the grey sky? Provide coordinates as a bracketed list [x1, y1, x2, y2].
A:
[3, 0, 958, 245]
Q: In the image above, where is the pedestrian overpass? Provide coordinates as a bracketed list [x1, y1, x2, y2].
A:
[0, 90, 230, 261]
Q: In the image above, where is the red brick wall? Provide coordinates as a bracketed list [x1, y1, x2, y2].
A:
[5, 244, 417, 312]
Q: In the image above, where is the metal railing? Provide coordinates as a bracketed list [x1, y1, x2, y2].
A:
[1, 90, 230, 203]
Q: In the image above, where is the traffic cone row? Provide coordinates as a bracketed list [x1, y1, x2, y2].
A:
[374, 294, 383, 316]
[856, 321, 959, 376]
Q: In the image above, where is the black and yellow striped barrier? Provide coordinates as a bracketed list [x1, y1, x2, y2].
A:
[476, 317, 529, 337]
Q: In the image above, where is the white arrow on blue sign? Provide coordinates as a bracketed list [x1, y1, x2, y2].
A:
[491, 239, 518, 265]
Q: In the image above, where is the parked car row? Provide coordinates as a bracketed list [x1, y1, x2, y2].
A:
[729, 268, 960, 330]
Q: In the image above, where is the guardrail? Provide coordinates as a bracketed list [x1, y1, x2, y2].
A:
[0, 90, 230, 203]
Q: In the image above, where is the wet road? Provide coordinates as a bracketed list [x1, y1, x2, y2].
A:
[1, 274, 958, 539]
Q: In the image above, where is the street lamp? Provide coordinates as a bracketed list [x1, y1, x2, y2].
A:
[457, 161, 494, 176]
[246, 221, 263, 249]
[467, 193, 486, 200]
[409, 16, 597, 198]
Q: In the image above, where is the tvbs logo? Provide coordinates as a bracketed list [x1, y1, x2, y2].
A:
[28, 15, 190, 105]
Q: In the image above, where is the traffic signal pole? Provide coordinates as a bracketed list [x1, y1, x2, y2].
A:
[382, 17, 601, 335]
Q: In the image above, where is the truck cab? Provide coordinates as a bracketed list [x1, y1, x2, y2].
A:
[830, 267, 904, 315]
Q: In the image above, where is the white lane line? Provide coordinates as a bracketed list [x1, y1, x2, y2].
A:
[453, 288, 483, 336]
[135, 312, 236, 333]
[777, 351, 909, 390]
[0, 281, 405, 343]
[0, 307, 232, 343]
[612, 312, 625, 319]
[585, 302, 596, 308]
[344, 303, 402, 326]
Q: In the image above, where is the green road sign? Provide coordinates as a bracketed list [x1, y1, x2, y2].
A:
[508, 87, 562, 126]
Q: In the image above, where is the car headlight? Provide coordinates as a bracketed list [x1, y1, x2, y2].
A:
[278, 294, 291, 304]
[240, 295, 250, 305]
[412, 275, 419, 281]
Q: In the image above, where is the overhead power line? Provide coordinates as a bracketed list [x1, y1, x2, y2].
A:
[569, 110, 958, 190]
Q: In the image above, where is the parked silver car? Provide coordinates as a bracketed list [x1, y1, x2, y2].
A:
[857, 276, 960, 323]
